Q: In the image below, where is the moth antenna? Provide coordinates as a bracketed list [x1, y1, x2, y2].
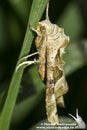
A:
[46, 3, 49, 20]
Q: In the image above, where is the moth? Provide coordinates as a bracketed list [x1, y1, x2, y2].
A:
[16, 3, 70, 125]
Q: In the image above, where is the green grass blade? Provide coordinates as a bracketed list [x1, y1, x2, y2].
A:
[0, 0, 49, 130]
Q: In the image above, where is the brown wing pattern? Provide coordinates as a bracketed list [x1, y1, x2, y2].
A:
[34, 4, 69, 126]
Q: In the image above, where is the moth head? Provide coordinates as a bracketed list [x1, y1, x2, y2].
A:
[36, 23, 46, 35]
[38, 20, 53, 34]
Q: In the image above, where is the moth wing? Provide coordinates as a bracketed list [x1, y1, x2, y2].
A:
[46, 87, 59, 125]
[54, 75, 68, 107]
[38, 57, 46, 81]
[35, 25, 46, 82]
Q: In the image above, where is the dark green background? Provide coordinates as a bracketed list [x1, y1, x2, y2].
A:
[0, 0, 87, 129]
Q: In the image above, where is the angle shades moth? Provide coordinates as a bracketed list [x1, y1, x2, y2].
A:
[16, 3, 70, 125]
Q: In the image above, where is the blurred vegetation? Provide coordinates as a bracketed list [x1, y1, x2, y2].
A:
[0, 0, 87, 130]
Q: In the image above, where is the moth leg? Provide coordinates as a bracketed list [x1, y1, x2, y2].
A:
[16, 59, 39, 71]
[16, 52, 39, 71]
[18, 52, 39, 62]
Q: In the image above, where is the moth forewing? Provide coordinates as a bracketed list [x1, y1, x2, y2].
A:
[35, 24, 47, 81]
[46, 85, 59, 125]
[55, 75, 68, 107]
